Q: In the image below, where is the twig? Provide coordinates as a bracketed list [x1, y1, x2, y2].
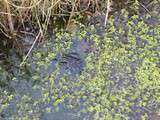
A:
[104, 0, 111, 26]
[0, 12, 15, 16]
[138, 2, 151, 15]
[20, 31, 41, 66]
[66, 0, 76, 30]
[0, 22, 12, 38]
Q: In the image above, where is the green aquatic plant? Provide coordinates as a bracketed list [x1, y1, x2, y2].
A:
[70, 12, 160, 119]
[1, 9, 160, 119]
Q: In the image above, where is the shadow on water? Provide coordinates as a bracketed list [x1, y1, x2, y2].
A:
[48, 37, 94, 78]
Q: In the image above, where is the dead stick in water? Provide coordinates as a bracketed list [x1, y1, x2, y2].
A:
[104, 0, 111, 26]
[20, 31, 41, 66]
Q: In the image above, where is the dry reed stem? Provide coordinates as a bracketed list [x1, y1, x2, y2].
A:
[0, 0, 114, 38]
[0, 24, 12, 38]
[43, 0, 61, 35]
[18, 0, 29, 31]
[66, 0, 77, 31]
[4, 0, 14, 33]
[8, 0, 42, 9]
[35, 11, 43, 37]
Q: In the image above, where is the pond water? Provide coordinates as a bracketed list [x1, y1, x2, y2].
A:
[0, 4, 160, 120]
